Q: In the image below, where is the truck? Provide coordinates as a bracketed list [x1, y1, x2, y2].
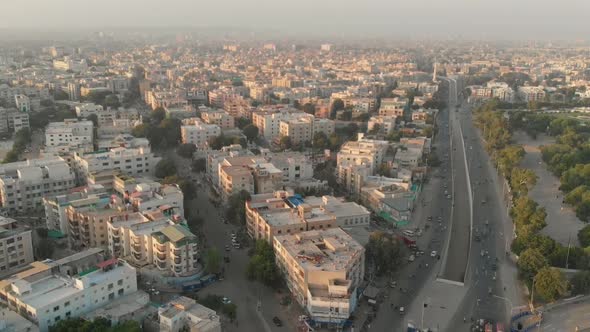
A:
[399, 236, 417, 248]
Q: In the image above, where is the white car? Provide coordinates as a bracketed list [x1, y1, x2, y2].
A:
[431, 250, 437, 257]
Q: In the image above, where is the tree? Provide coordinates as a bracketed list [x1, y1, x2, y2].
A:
[2, 150, 19, 163]
[205, 248, 222, 274]
[53, 89, 69, 101]
[330, 98, 344, 119]
[86, 114, 98, 127]
[162, 175, 196, 200]
[302, 102, 315, 115]
[578, 225, 590, 247]
[104, 94, 121, 109]
[235, 117, 251, 129]
[155, 159, 177, 178]
[279, 136, 292, 150]
[131, 124, 148, 138]
[312, 132, 329, 151]
[510, 168, 538, 197]
[152, 107, 166, 124]
[571, 271, 590, 295]
[533, 267, 568, 302]
[225, 190, 251, 224]
[422, 126, 433, 138]
[517, 248, 548, 281]
[366, 231, 404, 276]
[246, 240, 281, 287]
[50, 317, 141, 332]
[242, 124, 259, 142]
[496, 145, 525, 177]
[177, 143, 197, 159]
[368, 124, 381, 135]
[192, 158, 207, 173]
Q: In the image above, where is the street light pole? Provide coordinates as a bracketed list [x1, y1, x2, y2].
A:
[530, 275, 538, 312]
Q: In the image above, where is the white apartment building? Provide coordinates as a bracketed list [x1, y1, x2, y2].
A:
[0, 216, 34, 274]
[273, 228, 365, 326]
[126, 181, 184, 218]
[337, 136, 390, 175]
[159, 296, 221, 332]
[73, 146, 161, 183]
[0, 157, 76, 213]
[181, 118, 221, 147]
[0, 257, 137, 332]
[200, 110, 235, 129]
[517, 86, 546, 102]
[45, 119, 94, 153]
[252, 109, 301, 141]
[246, 191, 370, 242]
[268, 153, 314, 185]
[108, 213, 199, 277]
[217, 156, 282, 198]
[75, 103, 104, 118]
[0, 107, 30, 135]
[14, 95, 30, 113]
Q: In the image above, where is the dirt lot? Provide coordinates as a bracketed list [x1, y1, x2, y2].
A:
[514, 131, 584, 246]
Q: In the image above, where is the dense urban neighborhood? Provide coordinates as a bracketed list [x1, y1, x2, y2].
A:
[1, 23, 590, 332]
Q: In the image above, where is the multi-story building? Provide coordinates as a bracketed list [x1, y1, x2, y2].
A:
[159, 296, 221, 332]
[367, 116, 397, 135]
[0, 107, 30, 135]
[180, 118, 221, 147]
[245, 190, 370, 242]
[378, 97, 407, 117]
[218, 156, 282, 198]
[75, 103, 104, 118]
[0, 157, 76, 214]
[0, 216, 34, 274]
[267, 152, 314, 185]
[200, 109, 235, 129]
[45, 119, 94, 153]
[0, 253, 137, 332]
[43, 184, 108, 234]
[107, 212, 198, 277]
[273, 228, 365, 326]
[14, 95, 30, 113]
[517, 86, 546, 102]
[72, 146, 161, 183]
[251, 108, 301, 141]
[337, 136, 390, 175]
[125, 181, 184, 218]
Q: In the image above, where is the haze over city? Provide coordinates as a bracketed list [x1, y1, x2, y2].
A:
[1, 0, 589, 39]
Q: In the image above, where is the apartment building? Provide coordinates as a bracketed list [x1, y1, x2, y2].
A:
[108, 213, 198, 277]
[267, 152, 314, 185]
[0, 217, 34, 274]
[0, 107, 30, 136]
[279, 116, 314, 145]
[43, 184, 108, 234]
[217, 157, 282, 198]
[245, 191, 370, 242]
[200, 109, 235, 129]
[337, 136, 390, 175]
[14, 95, 30, 113]
[75, 103, 104, 118]
[180, 118, 221, 147]
[517, 86, 546, 102]
[125, 181, 184, 218]
[378, 97, 407, 117]
[0, 157, 76, 214]
[0, 254, 137, 332]
[368, 116, 397, 135]
[159, 296, 221, 332]
[72, 146, 161, 183]
[205, 144, 253, 184]
[251, 108, 301, 141]
[45, 119, 94, 153]
[273, 228, 365, 325]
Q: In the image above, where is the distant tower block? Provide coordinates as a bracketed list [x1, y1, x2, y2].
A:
[433, 62, 438, 83]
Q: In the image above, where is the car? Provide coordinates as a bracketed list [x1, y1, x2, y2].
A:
[399, 307, 405, 315]
[233, 243, 241, 249]
[431, 250, 437, 257]
[408, 255, 415, 262]
[390, 280, 397, 288]
[225, 245, 230, 251]
[427, 216, 433, 221]
[273, 316, 283, 326]
[222, 297, 231, 304]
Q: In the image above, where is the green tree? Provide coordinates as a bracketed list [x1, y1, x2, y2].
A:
[131, 124, 148, 137]
[510, 168, 538, 197]
[86, 114, 98, 127]
[366, 231, 404, 276]
[496, 145, 525, 177]
[571, 271, 590, 295]
[192, 158, 207, 173]
[279, 136, 292, 150]
[246, 240, 281, 287]
[205, 248, 222, 274]
[578, 225, 590, 247]
[155, 159, 177, 178]
[312, 132, 329, 150]
[177, 143, 197, 159]
[517, 248, 548, 281]
[302, 102, 316, 115]
[235, 117, 251, 129]
[225, 190, 251, 224]
[330, 98, 344, 119]
[104, 94, 121, 109]
[152, 107, 166, 124]
[533, 267, 568, 302]
[242, 124, 259, 142]
[53, 89, 69, 101]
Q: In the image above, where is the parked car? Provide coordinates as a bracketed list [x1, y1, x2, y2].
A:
[273, 316, 283, 326]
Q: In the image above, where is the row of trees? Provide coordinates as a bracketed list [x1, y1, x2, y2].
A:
[474, 101, 569, 302]
[365, 231, 404, 276]
[131, 107, 181, 149]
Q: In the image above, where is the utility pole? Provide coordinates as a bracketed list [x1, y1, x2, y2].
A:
[566, 234, 572, 269]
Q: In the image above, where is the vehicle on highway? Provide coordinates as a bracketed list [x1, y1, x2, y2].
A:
[273, 316, 283, 326]
[403, 230, 415, 237]
[225, 245, 230, 251]
[232, 243, 241, 249]
[390, 280, 397, 288]
[399, 306, 405, 315]
[408, 255, 415, 262]
[431, 250, 437, 257]
[222, 297, 231, 304]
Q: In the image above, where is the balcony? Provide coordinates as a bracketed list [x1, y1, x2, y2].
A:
[156, 261, 166, 270]
[132, 252, 142, 261]
[174, 257, 181, 265]
[156, 252, 167, 261]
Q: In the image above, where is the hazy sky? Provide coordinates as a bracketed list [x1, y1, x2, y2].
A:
[2, 0, 589, 39]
